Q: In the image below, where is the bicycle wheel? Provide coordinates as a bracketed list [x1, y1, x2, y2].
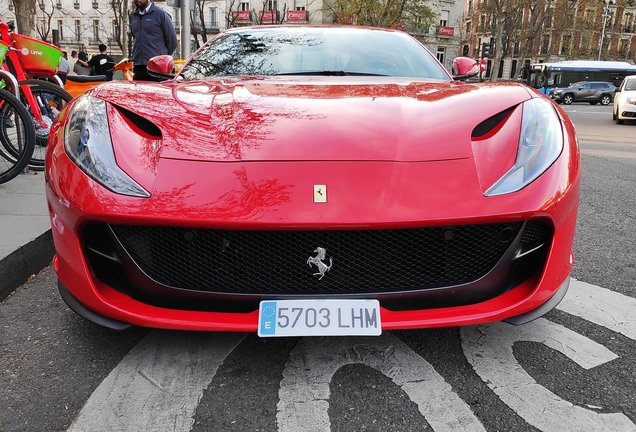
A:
[0, 88, 36, 184]
[19, 79, 72, 170]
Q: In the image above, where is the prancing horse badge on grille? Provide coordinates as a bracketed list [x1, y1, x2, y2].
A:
[306, 247, 333, 280]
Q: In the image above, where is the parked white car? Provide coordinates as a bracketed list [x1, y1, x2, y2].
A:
[613, 75, 636, 124]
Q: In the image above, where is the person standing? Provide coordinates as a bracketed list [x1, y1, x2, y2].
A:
[56, 51, 70, 84]
[73, 52, 92, 75]
[88, 44, 115, 80]
[129, 0, 178, 81]
[68, 50, 78, 75]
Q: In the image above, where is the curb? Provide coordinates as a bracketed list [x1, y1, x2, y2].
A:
[0, 229, 55, 302]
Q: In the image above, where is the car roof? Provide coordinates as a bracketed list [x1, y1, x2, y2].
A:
[568, 81, 614, 86]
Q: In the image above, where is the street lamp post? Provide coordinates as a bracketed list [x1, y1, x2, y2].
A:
[598, 0, 611, 61]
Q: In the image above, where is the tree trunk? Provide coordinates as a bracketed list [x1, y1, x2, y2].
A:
[12, 0, 37, 37]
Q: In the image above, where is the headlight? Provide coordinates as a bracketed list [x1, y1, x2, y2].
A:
[64, 95, 150, 198]
[485, 98, 563, 196]
[627, 97, 636, 105]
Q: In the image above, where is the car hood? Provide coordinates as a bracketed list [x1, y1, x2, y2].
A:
[95, 77, 534, 162]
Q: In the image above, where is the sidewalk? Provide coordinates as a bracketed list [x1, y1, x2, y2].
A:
[0, 171, 55, 301]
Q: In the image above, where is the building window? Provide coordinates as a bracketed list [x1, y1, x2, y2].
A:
[75, 20, 81, 40]
[93, 20, 99, 40]
[544, 8, 553, 28]
[463, 44, 469, 56]
[541, 36, 550, 55]
[619, 39, 629, 58]
[8, 2, 13, 10]
[112, 21, 120, 40]
[209, 8, 217, 27]
[267, 0, 277, 10]
[560, 34, 571, 56]
[439, 10, 449, 27]
[465, 22, 471, 37]
[56, 0, 62, 9]
[624, 13, 634, 32]
[240, 2, 250, 11]
[436, 47, 445, 65]
[510, 60, 517, 79]
[57, 20, 64, 38]
[74, 0, 80, 9]
[92, 0, 98, 9]
[193, 6, 203, 26]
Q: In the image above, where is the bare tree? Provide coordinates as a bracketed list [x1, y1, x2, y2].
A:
[110, 0, 129, 56]
[224, 0, 243, 29]
[35, 0, 56, 42]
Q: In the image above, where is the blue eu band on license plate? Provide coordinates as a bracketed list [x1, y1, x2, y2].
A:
[258, 299, 382, 337]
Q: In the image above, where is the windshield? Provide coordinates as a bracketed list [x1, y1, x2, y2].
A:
[180, 27, 450, 80]
[528, 69, 546, 88]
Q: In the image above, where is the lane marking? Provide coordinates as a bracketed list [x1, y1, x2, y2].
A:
[577, 138, 636, 147]
[557, 278, 636, 341]
[277, 333, 486, 432]
[581, 149, 636, 158]
[67, 330, 245, 432]
[461, 319, 635, 432]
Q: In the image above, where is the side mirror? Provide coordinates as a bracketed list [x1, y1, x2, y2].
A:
[451, 57, 479, 81]
[147, 55, 176, 80]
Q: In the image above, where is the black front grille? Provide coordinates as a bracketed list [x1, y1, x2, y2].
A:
[81, 221, 550, 311]
[109, 223, 522, 294]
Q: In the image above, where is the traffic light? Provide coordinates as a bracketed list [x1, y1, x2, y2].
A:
[482, 42, 491, 58]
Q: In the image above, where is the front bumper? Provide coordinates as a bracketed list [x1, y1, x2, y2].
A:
[45, 101, 581, 331]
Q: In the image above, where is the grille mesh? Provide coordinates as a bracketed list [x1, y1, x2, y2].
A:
[102, 222, 526, 295]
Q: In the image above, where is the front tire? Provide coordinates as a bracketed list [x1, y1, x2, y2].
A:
[563, 94, 574, 105]
[18, 80, 73, 171]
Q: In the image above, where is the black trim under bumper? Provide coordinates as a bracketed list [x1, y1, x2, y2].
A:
[503, 276, 570, 325]
[58, 280, 132, 331]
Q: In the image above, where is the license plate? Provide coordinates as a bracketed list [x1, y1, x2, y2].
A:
[258, 299, 381, 337]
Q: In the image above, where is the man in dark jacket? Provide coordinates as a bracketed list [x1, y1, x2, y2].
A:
[88, 44, 115, 80]
[129, 0, 178, 81]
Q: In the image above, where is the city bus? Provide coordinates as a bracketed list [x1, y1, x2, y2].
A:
[523, 60, 636, 94]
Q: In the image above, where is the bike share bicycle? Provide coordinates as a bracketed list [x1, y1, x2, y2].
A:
[0, 41, 36, 184]
[0, 19, 72, 171]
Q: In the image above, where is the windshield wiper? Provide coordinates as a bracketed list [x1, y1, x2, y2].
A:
[274, 70, 388, 77]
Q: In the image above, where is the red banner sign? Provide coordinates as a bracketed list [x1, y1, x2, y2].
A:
[437, 26, 455, 36]
[286, 10, 307, 21]
[232, 10, 251, 21]
[259, 10, 277, 21]
[335, 12, 354, 25]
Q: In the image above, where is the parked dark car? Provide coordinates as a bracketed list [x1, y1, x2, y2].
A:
[550, 81, 616, 105]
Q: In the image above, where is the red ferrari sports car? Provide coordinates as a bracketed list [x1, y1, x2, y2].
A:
[45, 26, 580, 335]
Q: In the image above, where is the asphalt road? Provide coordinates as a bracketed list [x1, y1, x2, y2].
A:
[1, 102, 635, 432]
